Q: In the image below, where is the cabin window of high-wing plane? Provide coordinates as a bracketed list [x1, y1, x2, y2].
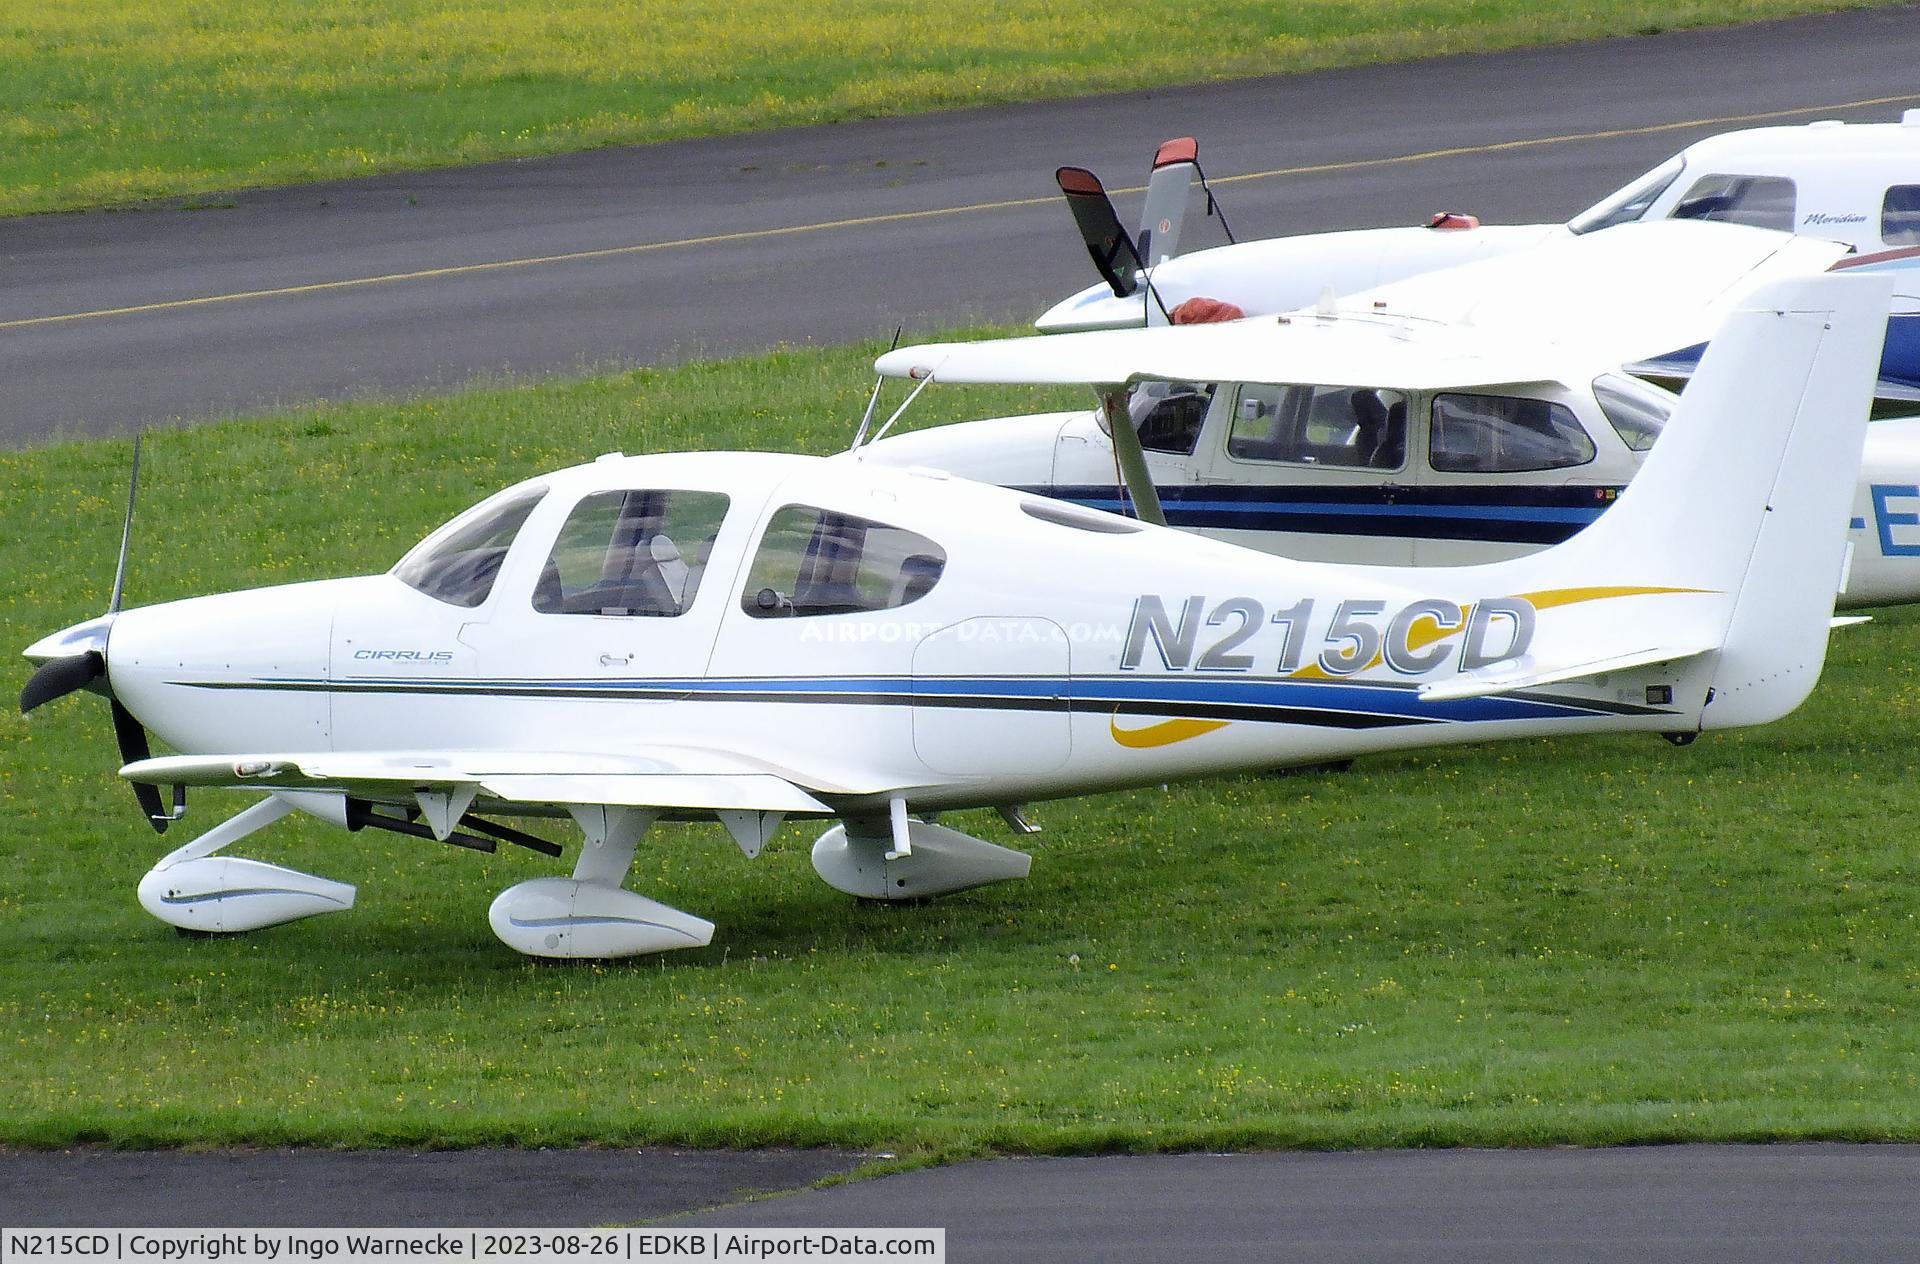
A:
[533, 489, 730, 617]
[393, 484, 548, 608]
[1127, 380, 1214, 454]
[1430, 394, 1596, 473]
[1224, 383, 1407, 470]
[742, 505, 946, 617]
[1592, 374, 1675, 453]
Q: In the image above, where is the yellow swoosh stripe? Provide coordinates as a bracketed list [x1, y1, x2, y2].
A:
[1517, 585, 1711, 610]
[1108, 715, 1231, 748]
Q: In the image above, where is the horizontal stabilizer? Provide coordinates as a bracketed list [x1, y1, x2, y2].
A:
[1418, 642, 1715, 703]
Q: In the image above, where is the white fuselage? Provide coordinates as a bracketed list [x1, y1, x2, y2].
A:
[102, 452, 1741, 819]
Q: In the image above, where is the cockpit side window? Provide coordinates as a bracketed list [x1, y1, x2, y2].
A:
[1129, 381, 1214, 455]
[535, 489, 729, 617]
[742, 505, 946, 618]
[1225, 383, 1407, 470]
[1592, 374, 1674, 453]
[394, 486, 546, 608]
[1430, 394, 1596, 473]
[1568, 155, 1685, 234]
[1669, 174, 1796, 232]
[1883, 186, 1920, 247]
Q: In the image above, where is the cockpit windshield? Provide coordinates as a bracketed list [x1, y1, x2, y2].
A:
[394, 485, 546, 608]
[1567, 155, 1685, 235]
[1592, 373, 1675, 453]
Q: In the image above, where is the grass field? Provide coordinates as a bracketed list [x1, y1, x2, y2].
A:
[2, 0, 1905, 218]
[3, 339, 1917, 1154]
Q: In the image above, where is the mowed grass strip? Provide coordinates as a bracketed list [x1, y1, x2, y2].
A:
[2, 340, 1917, 1152]
[3, 0, 1907, 218]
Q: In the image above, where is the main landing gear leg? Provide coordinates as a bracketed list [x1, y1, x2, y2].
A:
[487, 806, 715, 959]
[136, 794, 356, 934]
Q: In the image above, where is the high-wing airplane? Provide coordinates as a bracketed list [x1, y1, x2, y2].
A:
[1039, 113, 1920, 332]
[863, 220, 1920, 606]
[19, 273, 1888, 960]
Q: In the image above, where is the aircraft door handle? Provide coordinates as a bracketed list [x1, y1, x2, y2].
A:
[599, 653, 633, 667]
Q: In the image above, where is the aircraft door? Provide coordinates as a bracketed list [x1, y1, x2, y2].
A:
[1191, 382, 1416, 564]
[913, 617, 1072, 776]
[1410, 389, 1611, 566]
[461, 487, 740, 746]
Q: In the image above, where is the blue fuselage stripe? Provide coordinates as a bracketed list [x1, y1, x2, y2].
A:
[187, 672, 1651, 725]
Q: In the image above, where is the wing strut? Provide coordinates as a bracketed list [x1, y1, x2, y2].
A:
[1100, 388, 1166, 526]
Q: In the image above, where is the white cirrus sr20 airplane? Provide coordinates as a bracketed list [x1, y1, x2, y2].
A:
[19, 273, 1890, 960]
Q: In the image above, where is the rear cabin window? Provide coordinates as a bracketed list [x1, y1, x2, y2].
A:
[1129, 381, 1214, 455]
[1225, 383, 1407, 470]
[394, 486, 546, 608]
[1430, 394, 1596, 473]
[1883, 186, 1920, 247]
[1592, 375, 1673, 453]
[743, 506, 946, 618]
[534, 489, 729, 616]
[1669, 174, 1796, 232]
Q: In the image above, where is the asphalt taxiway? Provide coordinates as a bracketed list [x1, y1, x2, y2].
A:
[3, 6, 1918, 443]
[9, 1145, 1920, 1261]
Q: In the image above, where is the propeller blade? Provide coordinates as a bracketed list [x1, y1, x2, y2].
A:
[109, 432, 143, 615]
[110, 698, 168, 834]
[19, 651, 105, 714]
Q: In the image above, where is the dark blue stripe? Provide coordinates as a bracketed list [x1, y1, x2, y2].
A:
[224, 672, 1625, 725]
[1029, 484, 1618, 545]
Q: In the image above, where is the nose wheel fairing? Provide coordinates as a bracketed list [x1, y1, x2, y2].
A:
[136, 796, 357, 934]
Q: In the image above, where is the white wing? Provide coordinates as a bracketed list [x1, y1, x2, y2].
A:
[120, 747, 846, 814]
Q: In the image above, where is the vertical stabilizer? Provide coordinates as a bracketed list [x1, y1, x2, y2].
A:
[1487, 272, 1890, 728]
